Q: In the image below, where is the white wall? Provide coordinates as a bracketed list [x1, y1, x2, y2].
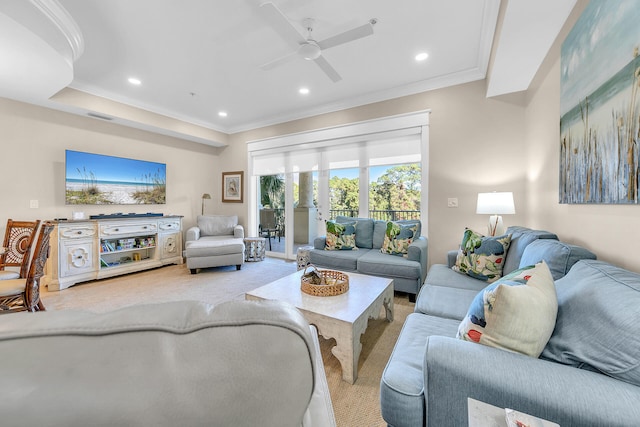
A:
[0, 97, 222, 236]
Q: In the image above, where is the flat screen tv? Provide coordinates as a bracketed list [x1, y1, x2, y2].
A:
[65, 150, 166, 205]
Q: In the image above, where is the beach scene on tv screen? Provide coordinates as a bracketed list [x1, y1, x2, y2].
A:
[65, 150, 166, 205]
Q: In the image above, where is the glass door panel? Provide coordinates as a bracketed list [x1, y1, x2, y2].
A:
[258, 174, 285, 255]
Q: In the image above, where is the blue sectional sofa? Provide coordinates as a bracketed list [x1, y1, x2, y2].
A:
[309, 216, 428, 299]
[380, 226, 640, 427]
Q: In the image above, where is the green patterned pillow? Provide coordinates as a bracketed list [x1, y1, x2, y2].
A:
[380, 221, 418, 257]
[325, 221, 357, 251]
[452, 228, 511, 283]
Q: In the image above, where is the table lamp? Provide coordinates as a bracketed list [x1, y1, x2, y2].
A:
[201, 193, 211, 215]
[476, 192, 515, 236]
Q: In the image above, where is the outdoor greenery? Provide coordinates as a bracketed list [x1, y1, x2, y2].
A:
[259, 164, 421, 216]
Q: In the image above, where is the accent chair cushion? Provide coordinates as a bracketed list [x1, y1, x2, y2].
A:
[380, 221, 418, 257]
[541, 259, 640, 387]
[197, 215, 238, 236]
[457, 261, 558, 357]
[325, 221, 357, 251]
[453, 228, 511, 283]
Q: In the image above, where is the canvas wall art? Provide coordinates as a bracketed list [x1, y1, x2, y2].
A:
[560, 0, 640, 204]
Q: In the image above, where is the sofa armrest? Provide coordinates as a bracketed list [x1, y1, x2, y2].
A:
[313, 237, 326, 250]
[447, 249, 458, 267]
[234, 225, 244, 239]
[423, 336, 640, 427]
[407, 236, 428, 284]
[186, 226, 200, 242]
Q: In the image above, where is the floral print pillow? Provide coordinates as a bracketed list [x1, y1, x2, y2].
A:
[380, 221, 418, 257]
[452, 228, 511, 282]
[325, 221, 357, 251]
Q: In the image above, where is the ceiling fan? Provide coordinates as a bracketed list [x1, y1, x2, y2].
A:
[258, 1, 377, 82]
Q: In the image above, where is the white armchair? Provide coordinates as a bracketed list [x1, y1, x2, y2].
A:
[185, 215, 245, 274]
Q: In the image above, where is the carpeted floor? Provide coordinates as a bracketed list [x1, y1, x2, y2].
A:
[41, 258, 414, 426]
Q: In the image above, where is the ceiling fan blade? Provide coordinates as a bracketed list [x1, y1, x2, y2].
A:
[259, 1, 307, 49]
[313, 56, 342, 82]
[260, 51, 299, 71]
[317, 22, 374, 51]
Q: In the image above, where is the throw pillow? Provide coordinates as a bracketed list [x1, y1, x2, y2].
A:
[380, 221, 418, 257]
[457, 261, 558, 357]
[324, 221, 357, 251]
[452, 228, 511, 283]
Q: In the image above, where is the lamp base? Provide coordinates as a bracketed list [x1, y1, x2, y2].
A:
[488, 215, 505, 236]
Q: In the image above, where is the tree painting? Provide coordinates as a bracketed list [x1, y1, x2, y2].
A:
[560, 0, 640, 204]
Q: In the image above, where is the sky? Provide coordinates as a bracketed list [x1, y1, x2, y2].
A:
[66, 150, 166, 183]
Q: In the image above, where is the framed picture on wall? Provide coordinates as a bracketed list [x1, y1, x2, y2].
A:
[222, 171, 243, 203]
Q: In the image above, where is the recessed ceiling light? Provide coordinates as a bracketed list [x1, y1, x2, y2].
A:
[218, 111, 228, 117]
[128, 77, 141, 85]
[415, 52, 429, 62]
[299, 87, 310, 95]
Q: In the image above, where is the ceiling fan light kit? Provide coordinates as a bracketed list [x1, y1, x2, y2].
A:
[259, 1, 376, 82]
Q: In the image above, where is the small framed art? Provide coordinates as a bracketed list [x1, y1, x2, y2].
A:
[222, 171, 243, 203]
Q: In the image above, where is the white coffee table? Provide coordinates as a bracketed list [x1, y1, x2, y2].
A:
[246, 269, 394, 384]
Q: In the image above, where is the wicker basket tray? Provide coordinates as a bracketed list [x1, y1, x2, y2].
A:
[300, 264, 349, 297]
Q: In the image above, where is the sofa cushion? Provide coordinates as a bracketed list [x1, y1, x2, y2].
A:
[325, 221, 357, 251]
[381, 221, 419, 257]
[197, 215, 238, 236]
[336, 216, 374, 249]
[357, 250, 421, 281]
[309, 248, 366, 272]
[424, 264, 490, 292]
[457, 261, 557, 357]
[519, 239, 596, 280]
[452, 229, 511, 283]
[185, 236, 244, 257]
[380, 313, 460, 427]
[541, 259, 640, 387]
[415, 284, 479, 321]
[502, 226, 558, 275]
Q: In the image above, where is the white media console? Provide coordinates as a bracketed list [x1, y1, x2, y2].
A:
[45, 215, 183, 291]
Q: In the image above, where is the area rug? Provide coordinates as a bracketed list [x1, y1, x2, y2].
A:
[41, 258, 414, 426]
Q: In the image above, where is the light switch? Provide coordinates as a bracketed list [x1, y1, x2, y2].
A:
[29, 199, 39, 209]
[447, 198, 458, 208]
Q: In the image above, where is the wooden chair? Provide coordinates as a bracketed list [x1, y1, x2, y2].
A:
[0, 221, 54, 313]
[259, 209, 280, 251]
[0, 219, 41, 280]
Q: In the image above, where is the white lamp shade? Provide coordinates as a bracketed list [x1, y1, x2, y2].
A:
[476, 192, 515, 215]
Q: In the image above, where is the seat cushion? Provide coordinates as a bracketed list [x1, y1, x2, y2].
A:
[380, 313, 460, 427]
[309, 248, 366, 271]
[0, 271, 20, 280]
[185, 236, 244, 257]
[415, 284, 479, 320]
[541, 259, 640, 387]
[424, 264, 489, 292]
[0, 278, 26, 297]
[357, 250, 421, 280]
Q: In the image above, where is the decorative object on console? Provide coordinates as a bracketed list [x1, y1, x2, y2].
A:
[201, 193, 211, 215]
[476, 192, 515, 236]
[222, 171, 243, 203]
[453, 228, 511, 283]
[457, 261, 558, 357]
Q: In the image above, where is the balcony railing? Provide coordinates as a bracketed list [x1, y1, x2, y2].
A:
[328, 209, 420, 221]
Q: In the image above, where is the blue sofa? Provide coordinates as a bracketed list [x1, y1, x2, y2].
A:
[380, 226, 640, 426]
[309, 216, 428, 299]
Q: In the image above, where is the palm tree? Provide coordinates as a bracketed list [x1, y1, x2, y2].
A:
[260, 175, 284, 208]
